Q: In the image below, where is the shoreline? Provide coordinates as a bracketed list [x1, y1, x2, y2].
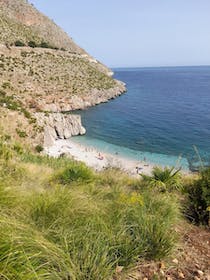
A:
[45, 139, 189, 176]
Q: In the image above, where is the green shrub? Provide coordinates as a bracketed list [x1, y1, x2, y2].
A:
[54, 163, 95, 184]
[2, 82, 11, 89]
[184, 167, 210, 225]
[141, 166, 182, 191]
[28, 41, 37, 48]
[39, 41, 51, 48]
[0, 92, 20, 111]
[13, 142, 24, 154]
[35, 144, 43, 153]
[22, 108, 31, 119]
[16, 129, 27, 138]
[29, 118, 37, 124]
[0, 92, 33, 123]
[1, 134, 11, 141]
[14, 40, 25, 47]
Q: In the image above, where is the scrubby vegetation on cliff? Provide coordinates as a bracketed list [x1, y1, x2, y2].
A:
[0, 49, 117, 111]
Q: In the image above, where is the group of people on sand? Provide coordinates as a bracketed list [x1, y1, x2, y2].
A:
[97, 152, 104, 160]
[96, 151, 149, 174]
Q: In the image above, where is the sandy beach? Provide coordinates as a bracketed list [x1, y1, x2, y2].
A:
[44, 139, 155, 176]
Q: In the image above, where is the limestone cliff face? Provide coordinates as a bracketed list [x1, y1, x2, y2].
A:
[35, 113, 86, 147]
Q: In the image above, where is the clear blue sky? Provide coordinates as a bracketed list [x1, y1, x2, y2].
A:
[30, 0, 210, 68]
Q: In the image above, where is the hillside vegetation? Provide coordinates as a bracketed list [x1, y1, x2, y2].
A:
[0, 133, 209, 279]
[0, 0, 84, 52]
[0, 47, 117, 111]
[0, 0, 124, 113]
[0, 135, 180, 280]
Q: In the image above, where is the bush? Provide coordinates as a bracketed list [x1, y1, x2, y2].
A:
[22, 108, 31, 119]
[35, 144, 43, 153]
[39, 41, 51, 48]
[0, 92, 20, 111]
[184, 167, 210, 225]
[141, 166, 182, 191]
[2, 82, 11, 89]
[16, 129, 27, 138]
[54, 163, 95, 184]
[13, 143, 24, 155]
[28, 41, 37, 48]
[14, 40, 25, 47]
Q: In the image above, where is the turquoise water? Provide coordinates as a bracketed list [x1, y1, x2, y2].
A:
[74, 66, 210, 170]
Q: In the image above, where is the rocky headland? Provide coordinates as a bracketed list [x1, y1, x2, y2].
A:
[0, 0, 126, 148]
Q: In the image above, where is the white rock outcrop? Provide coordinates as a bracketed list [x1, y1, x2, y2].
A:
[35, 113, 86, 147]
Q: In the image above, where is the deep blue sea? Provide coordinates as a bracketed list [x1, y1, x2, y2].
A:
[73, 66, 210, 170]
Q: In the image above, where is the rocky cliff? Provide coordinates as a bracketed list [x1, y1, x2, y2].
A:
[0, 0, 126, 146]
[35, 113, 86, 147]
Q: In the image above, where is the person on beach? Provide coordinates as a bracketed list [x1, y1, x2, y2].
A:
[136, 166, 143, 174]
[98, 152, 104, 160]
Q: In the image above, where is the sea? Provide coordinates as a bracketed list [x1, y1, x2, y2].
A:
[72, 66, 210, 170]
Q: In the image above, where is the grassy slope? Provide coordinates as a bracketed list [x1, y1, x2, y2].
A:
[0, 137, 180, 280]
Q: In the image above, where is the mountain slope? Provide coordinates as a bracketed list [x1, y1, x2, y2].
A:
[0, 0, 84, 52]
[0, 0, 126, 113]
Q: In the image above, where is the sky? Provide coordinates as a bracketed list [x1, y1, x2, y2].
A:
[29, 0, 210, 68]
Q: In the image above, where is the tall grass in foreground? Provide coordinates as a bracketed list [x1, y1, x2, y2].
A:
[184, 167, 210, 225]
[0, 140, 180, 279]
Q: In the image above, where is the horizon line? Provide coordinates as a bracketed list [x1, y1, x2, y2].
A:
[111, 64, 210, 69]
